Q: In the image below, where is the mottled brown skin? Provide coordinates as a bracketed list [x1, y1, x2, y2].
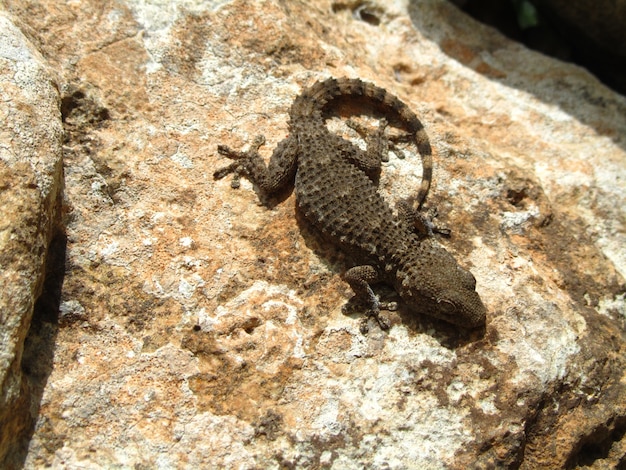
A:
[214, 78, 486, 330]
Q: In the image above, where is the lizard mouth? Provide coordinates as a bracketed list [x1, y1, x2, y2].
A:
[436, 295, 487, 328]
[420, 290, 487, 328]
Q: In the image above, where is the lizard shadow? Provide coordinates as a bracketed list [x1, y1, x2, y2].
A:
[295, 207, 486, 350]
[391, 301, 486, 349]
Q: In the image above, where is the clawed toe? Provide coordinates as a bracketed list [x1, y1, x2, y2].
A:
[214, 136, 266, 186]
[359, 317, 370, 334]
[359, 309, 391, 333]
[373, 311, 391, 330]
[213, 161, 238, 179]
[379, 301, 397, 312]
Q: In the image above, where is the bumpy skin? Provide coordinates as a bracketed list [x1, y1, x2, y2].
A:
[214, 77, 486, 329]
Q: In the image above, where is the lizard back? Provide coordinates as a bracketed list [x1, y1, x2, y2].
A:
[290, 78, 432, 206]
[289, 78, 430, 262]
[293, 120, 407, 263]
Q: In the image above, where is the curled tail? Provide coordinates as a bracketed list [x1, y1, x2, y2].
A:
[292, 77, 432, 208]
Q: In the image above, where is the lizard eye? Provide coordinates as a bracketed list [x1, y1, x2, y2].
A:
[437, 299, 457, 315]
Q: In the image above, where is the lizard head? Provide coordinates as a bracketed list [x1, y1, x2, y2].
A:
[395, 245, 487, 328]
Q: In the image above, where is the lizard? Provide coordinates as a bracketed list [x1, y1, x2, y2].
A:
[214, 77, 486, 331]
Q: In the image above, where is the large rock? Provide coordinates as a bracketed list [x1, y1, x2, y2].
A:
[1, 0, 625, 468]
[531, 0, 626, 56]
[0, 11, 63, 468]
[531, 0, 626, 92]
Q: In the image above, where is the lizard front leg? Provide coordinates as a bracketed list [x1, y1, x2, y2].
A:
[343, 265, 395, 333]
[214, 135, 299, 195]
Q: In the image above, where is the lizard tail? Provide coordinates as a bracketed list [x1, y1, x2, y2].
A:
[292, 77, 432, 208]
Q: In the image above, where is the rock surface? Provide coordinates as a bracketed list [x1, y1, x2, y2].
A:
[0, 12, 64, 467]
[1, 0, 625, 468]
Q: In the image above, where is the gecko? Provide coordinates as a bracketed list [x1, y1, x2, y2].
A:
[214, 77, 486, 331]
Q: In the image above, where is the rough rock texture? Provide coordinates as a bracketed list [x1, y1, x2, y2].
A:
[0, 12, 64, 467]
[1, 0, 625, 468]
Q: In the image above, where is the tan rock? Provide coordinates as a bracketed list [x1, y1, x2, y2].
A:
[0, 11, 63, 468]
[1, 0, 625, 468]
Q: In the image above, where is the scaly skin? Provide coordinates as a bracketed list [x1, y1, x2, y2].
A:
[214, 77, 486, 330]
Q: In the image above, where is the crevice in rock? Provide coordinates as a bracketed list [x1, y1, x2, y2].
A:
[8, 232, 66, 469]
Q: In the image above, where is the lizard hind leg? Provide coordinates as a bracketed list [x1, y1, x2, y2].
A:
[345, 117, 390, 166]
[398, 199, 452, 239]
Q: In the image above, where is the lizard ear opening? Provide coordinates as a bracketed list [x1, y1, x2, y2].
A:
[460, 268, 477, 290]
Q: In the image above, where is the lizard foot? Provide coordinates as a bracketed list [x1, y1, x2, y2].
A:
[343, 265, 393, 333]
[342, 291, 388, 333]
[387, 130, 417, 160]
[421, 206, 451, 237]
[360, 294, 394, 333]
[213, 135, 266, 188]
[359, 308, 391, 334]
[345, 117, 419, 163]
[379, 301, 398, 311]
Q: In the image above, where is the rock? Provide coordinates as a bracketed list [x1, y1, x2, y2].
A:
[1, 0, 625, 468]
[531, 0, 626, 92]
[530, 0, 626, 57]
[0, 11, 64, 468]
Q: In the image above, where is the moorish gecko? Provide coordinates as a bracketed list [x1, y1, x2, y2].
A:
[214, 77, 486, 330]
